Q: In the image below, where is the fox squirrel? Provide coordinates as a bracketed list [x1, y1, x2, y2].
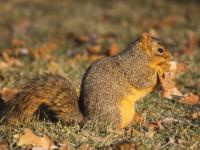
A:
[0, 33, 173, 128]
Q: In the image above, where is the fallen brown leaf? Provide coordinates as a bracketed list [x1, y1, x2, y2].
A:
[146, 121, 163, 139]
[76, 35, 91, 43]
[11, 38, 26, 47]
[179, 93, 199, 106]
[147, 121, 163, 130]
[159, 61, 182, 99]
[0, 141, 10, 150]
[0, 57, 23, 70]
[1, 87, 17, 101]
[86, 44, 101, 54]
[0, 61, 9, 70]
[191, 112, 200, 120]
[32, 42, 57, 59]
[107, 43, 119, 56]
[17, 128, 55, 150]
[161, 117, 178, 124]
[159, 71, 182, 99]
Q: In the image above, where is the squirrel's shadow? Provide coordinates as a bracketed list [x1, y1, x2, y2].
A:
[0, 97, 5, 110]
[36, 104, 59, 123]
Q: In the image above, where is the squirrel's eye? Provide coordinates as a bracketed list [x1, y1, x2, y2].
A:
[157, 48, 164, 53]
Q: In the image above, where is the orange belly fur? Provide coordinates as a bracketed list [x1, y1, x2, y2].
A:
[118, 86, 153, 128]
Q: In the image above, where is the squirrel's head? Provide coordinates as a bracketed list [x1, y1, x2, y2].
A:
[139, 33, 174, 75]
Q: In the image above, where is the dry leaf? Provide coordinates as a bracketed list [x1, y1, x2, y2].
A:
[11, 38, 26, 47]
[17, 128, 55, 150]
[159, 72, 182, 99]
[147, 121, 163, 130]
[179, 93, 199, 106]
[159, 61, 182, 99]
[191, 112, 200, 119]
[0, 57, 23, 70]
[161, 117, 178, 124]
[113, 141, 136, 150]
[107, 43, 119, 56]
[0, 61, 9, 70]
[0, 141, 10, 150]
[8, 58, 23, 66]
[1, 87, 17, 101]
[146, 121, 163, 139]
[32, 42, 57, 59]
[76, 35, 91, 43]
[86, 44, 101, 54]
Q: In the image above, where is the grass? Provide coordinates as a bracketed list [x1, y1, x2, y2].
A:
[0, 0, 200, 149]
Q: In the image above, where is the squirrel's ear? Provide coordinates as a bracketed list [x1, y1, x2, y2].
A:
[140, 32, 153, 54]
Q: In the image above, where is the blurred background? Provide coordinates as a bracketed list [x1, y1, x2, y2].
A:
[0, 0, 199, 48]
[0, 0, 199, 86]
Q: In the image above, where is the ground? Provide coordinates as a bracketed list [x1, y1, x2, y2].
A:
[0, 0, 199, 149]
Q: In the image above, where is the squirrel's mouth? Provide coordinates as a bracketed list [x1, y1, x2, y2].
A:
[157, 60, 177, 77]
[169, 61, 177, 70]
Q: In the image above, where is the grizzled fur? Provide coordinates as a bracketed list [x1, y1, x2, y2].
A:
[1, 73, 83, 124]
[79, 41, 157, 125]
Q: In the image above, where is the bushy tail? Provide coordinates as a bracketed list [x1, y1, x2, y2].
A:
[0, 73, 83, 125]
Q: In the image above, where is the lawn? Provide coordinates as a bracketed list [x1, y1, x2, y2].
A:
[0, 0, 199, 149]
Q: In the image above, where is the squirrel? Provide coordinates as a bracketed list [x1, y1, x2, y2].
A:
[0, 33, 173, 129]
